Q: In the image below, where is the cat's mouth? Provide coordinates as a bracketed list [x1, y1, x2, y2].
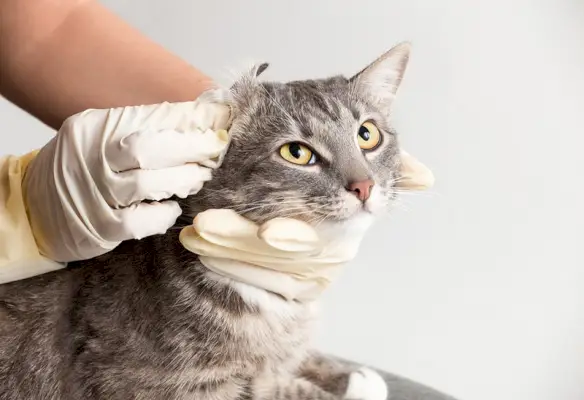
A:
[326, 184, 388, 222]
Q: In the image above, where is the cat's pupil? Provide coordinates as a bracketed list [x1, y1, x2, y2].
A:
[359, 126, 371, 141]
[289, 143, 303, 159]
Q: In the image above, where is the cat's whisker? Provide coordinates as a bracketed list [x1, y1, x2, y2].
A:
[401, 190, 442, 199]
[229, 196, 331, 210]
[195, 192, 331, 204]
[234, 200, 321, 215]
[257, 205, 321, 221]
[179, 199, 329, 221]
[187, 198, 311, 213]
[393, 190, 437, 198]
[312, 210, 334, 228]
[241, 201, 314, 215]
[280, 209, 327, 223]
[234, 199, 308, 209]
[390, 199, 414, 213]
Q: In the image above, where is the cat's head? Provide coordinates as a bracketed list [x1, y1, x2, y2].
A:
[185, 43, 411, 238]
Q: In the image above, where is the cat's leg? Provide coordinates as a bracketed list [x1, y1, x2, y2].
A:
[296, 352, 388, 400]
[249, 352, 388, 400]
[250, 372, 341, 400]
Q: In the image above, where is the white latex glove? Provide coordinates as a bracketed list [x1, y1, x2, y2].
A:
[23, 95, 232, 263]
[180, 209, 364, 301]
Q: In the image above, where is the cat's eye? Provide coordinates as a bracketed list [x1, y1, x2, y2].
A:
[358, 121, 382, 151]
[279, 142, 317, 165]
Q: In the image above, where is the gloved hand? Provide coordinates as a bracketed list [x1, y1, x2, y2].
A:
[179, 208, 359, 301]
[22, 94, 232, 263]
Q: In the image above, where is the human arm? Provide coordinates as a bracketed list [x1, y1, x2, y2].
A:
[0, 0, 230, 279]
[0, 0, 213, 130]
[0, 93, 231, 283]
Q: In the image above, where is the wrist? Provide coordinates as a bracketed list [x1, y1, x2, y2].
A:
[18, 150, 47, 256]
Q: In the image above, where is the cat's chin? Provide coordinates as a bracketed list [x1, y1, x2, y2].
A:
[312, 211, 375, 245]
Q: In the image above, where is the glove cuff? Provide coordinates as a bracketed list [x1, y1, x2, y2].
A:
[18, 149, 41, 234]
[0, 151, 63, 283]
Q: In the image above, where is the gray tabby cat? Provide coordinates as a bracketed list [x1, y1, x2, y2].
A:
[0, 42, 410, 400]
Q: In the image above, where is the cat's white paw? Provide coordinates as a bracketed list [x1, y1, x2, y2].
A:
[344, 367, 388, 400]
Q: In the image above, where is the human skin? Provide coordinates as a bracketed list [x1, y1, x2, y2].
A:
[0, 0, 214, 130]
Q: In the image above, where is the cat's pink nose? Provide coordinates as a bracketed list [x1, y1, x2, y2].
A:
[346, 179, 375, 202]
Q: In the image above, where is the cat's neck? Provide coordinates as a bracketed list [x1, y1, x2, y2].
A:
[80, 228, 316, 313]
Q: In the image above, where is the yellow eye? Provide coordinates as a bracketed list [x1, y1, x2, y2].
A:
[358, 121, 382, 151]
[279, 143, 317, 165]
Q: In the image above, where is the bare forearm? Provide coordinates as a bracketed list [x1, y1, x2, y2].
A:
[0, 0, 213, 130]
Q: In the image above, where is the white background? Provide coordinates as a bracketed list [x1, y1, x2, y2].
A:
[1, 1, 583, 399]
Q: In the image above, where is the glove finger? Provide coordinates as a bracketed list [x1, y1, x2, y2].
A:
[258, 218, 321, 252]
[103, 99, 231, 142]
[108, 163, 212, 207]
[396, 149, 435, 190]
[108, 128, 229, 171]
[109, 200, 182, 242]
[142, 100, 231, 132]
[181, 210, 322, 259]
[190, 101, 232, 131]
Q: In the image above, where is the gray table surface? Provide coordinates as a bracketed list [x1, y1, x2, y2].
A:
[336, 357, 459, 400]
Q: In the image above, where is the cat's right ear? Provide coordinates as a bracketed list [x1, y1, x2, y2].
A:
[230, 62, 269, 108]
[252, 63, 269, 78]
[350, 42, 411, 114]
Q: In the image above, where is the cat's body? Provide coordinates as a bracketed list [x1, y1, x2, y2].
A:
[0, 43, 411, 400]
[0, 233, 328, 399]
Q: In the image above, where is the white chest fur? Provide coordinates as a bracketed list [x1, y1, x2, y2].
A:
[231, 279, 318, 372]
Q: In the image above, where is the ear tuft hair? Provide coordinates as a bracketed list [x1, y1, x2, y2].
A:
[229, 62, 270, 114]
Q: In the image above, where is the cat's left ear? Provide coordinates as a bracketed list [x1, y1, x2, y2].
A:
[350, 42, 411, 113]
